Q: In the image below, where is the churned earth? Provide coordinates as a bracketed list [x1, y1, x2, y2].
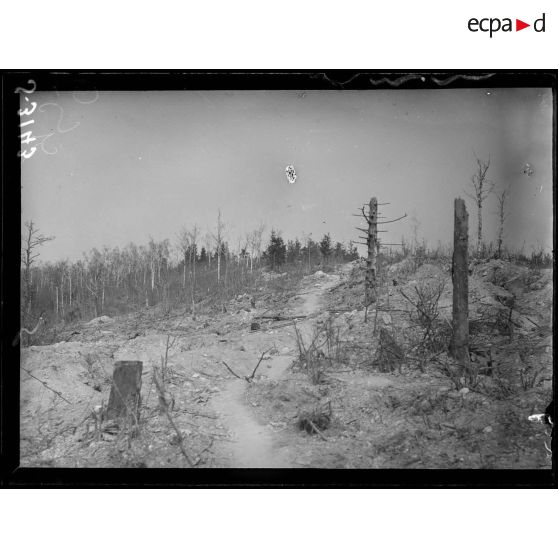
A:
[19, 258, 552, 469]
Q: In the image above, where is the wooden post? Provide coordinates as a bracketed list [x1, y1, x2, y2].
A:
[106, 361, 143, 420]
[365, 197, 378, 311]
[451, 199, 469, 367]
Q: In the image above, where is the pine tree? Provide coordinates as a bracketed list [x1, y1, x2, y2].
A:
[265, 230, 286, 269]
[286, 238, 302, 263]
[334, 241, 344, 260]
[319, 233, 332, 262]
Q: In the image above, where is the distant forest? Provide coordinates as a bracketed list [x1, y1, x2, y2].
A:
[20, 220, 359, 327]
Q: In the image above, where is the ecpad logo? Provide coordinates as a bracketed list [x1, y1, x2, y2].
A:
[468, 13, 545, 37]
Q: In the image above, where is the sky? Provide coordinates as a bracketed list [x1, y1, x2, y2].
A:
[21, 88, 553, 263]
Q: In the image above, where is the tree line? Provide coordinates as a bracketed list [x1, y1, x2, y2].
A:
[20, 220, 358, 327]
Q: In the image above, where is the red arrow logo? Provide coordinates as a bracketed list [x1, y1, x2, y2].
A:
[516, 19, 530, 31]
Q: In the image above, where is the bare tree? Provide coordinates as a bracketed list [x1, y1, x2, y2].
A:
[451, 198, 470, 369]
[84, 247, 106, 317]
[203, 232, 213, 269]
[189, 224, 199, 282]
[246, 223, 265, 272]
[410, 212, 420, 252]
[494, 185, 510, 259]
[21, 221, 54, 316]
[465, 155, 495, 256]
[212, 209, 226, 284]
[188, 224, 199, 314]
[361, 198, 378, 313]
[177, 227, 191, 289]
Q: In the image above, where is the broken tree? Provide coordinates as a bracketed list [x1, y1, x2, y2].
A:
[355, 197, 378, 318]
[451, 198, 470, 368]
[355, 198, 406, 322]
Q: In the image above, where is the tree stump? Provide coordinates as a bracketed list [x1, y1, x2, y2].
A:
[106, 361, 143, 421]
[376, 327, 404, 373]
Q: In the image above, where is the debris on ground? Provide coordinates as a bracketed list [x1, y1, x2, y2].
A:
[20, 258, 552, 469]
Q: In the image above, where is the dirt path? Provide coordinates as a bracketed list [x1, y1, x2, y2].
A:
[210, 269, 344, 467]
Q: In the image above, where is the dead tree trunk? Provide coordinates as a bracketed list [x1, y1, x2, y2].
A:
[106, 361, 143, 421]
[355, 198, 405, 323]
[451, 198, 470, 368]
[365, 197, 378, 312]
[495, 187, 509, 259]
[476, 200, 482, 257]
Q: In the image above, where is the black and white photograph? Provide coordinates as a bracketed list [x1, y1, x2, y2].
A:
[3, 72, 555, 481]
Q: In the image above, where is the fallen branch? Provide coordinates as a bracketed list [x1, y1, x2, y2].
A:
[222, 348, 272, 383]
[308, 420, 328, 441]
[247, 349, 270, 381]
[64, 331, 82, 342]
[502, 275, 521, 285]
[21, 367, 71, 404]
[153, 371, 194, 467]
[268, 321, 298, 330]
[168, 416, 195, 466]
[520, 314, 540, 328]
[193, 438, 215, 466]
[182, 409, 218, 419]
[192, 368, 218, 379]
[256, 315, 307, 321]
[222, 361, 244, 380]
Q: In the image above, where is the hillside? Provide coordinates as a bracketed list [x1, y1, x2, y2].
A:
[20, 257, 553, 469]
